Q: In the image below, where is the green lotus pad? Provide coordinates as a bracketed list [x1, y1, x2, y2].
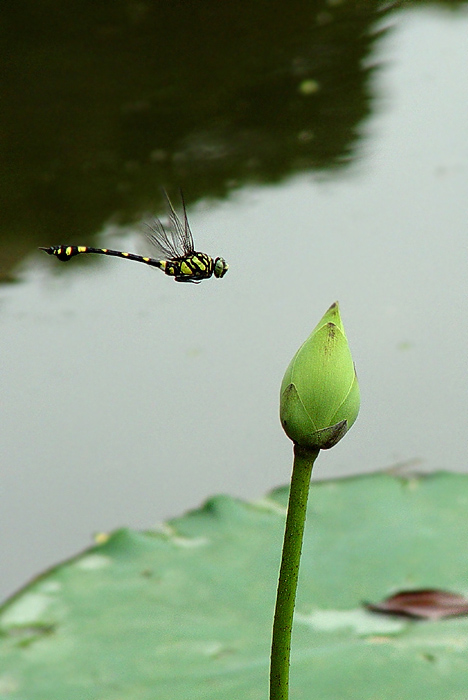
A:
[1, 471, 468, 699]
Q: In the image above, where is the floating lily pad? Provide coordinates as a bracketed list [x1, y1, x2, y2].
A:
[1, 472, 468, 699]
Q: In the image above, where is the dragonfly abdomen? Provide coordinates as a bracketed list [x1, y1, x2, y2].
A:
[39, 246, 164, 269]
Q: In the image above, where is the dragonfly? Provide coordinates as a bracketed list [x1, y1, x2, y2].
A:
[39, 190, 229, 283]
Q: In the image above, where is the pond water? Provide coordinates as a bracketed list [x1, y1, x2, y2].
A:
[1, 3, 468, 602]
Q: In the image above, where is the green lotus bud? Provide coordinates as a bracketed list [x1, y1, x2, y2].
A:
[280, 302, 360, 450]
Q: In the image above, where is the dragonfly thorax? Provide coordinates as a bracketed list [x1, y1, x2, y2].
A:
[161, 252, 215, 282]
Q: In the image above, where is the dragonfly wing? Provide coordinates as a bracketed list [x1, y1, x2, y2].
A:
[162, 189, 195, 256]
[176, 190, 195, 256]
[145, 218, 183, 260]
[145, 189, 196, 260]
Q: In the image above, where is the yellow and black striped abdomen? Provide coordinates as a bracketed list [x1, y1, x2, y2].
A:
[43, 245, 90, 262]
[160, 252, 214, 282]
[39, 245, 164, 269]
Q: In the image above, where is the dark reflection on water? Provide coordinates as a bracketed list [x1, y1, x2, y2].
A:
[1, 0, 466, 279]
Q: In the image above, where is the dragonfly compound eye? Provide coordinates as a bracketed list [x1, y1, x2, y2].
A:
[214, 257, 229, 278]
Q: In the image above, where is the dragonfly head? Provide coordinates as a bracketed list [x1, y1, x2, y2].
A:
[213, 257, 229, 279]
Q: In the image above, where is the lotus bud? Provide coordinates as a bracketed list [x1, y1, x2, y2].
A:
[280, 302, 360, 450]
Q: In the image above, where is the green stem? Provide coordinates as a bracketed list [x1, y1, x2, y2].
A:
[269, 444, 320, 700]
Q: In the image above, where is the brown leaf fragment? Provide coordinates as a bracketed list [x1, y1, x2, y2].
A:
[366, 589, 468, 620]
